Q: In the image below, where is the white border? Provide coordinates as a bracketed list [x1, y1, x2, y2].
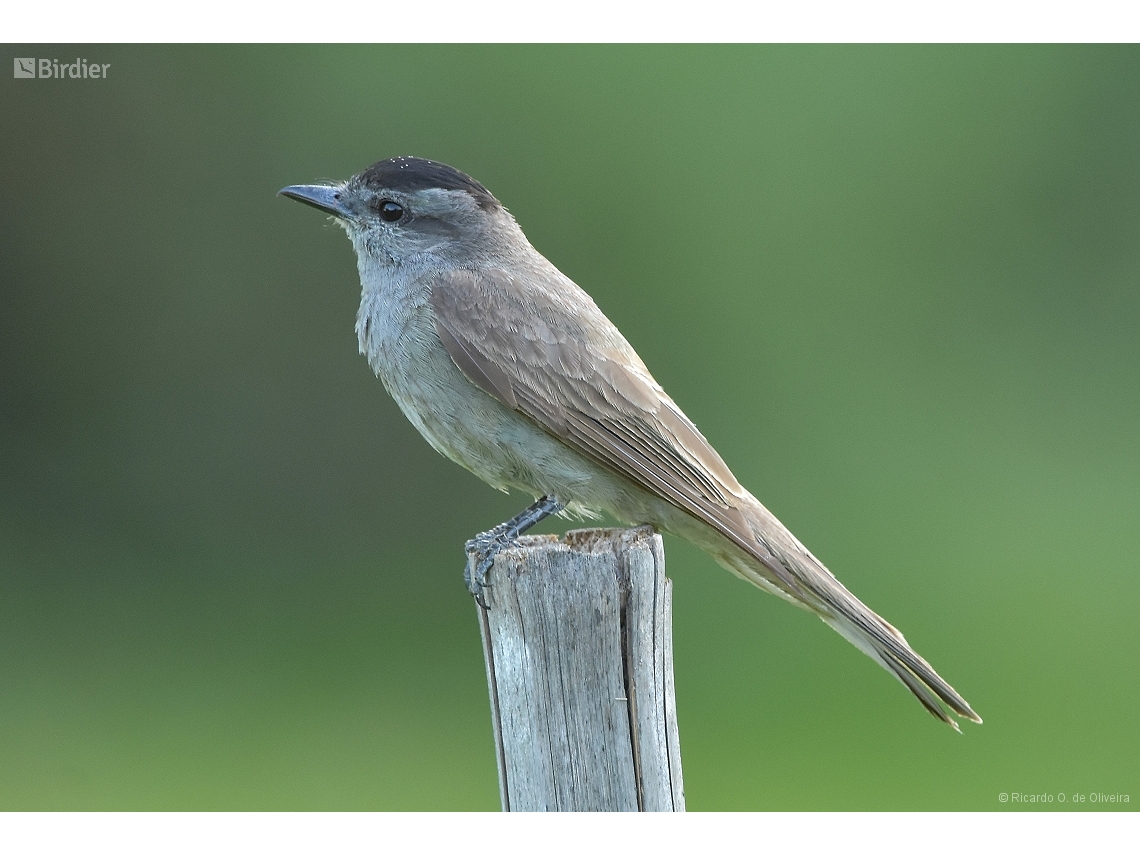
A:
[5, 1, 1140, 43]
[0, 812, 1137, 854]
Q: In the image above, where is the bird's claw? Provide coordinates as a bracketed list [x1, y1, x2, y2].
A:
[463, 496, 566, 610]
[465, 531, 507, 610]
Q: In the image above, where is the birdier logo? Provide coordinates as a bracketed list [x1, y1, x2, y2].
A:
[13, 57, 111, 79]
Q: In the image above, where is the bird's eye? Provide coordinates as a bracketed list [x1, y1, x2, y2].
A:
[377, 200, 404, 222]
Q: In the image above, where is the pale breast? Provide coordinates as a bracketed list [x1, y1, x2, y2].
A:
[356, 288, 573, 496]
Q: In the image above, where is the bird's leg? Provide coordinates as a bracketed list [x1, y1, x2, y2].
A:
[465, 495, 565, 608]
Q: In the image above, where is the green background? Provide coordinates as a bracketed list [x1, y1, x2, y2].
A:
[2, 45, 1137, 810]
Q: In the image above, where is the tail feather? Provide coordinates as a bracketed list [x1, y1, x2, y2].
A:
[733, 504, 981, 728]
[824, 611, 981, 731]
[805, 564, 982, 726]
[675, 491, 981, 728]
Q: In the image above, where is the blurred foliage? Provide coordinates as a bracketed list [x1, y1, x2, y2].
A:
[1, 45, 1138, 809]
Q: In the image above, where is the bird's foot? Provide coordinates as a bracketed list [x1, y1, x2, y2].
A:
[464, 530, 511, 609]
[463, 495, 565, 610]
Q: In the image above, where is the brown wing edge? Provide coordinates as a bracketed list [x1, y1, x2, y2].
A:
[429, 270, 980, 727]
[434, 313, 518, 410]
[429, 270, 808, 598]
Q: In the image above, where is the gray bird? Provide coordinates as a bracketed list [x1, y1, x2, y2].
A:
[280, 156, 981, 730]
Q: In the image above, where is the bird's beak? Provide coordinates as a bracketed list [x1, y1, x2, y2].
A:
[278, 184, 353, 219]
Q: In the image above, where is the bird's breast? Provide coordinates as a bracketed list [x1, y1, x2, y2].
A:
[353, 287, 614, 503]
[355, 289, 526, 489]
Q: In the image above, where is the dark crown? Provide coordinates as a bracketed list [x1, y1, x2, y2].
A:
[357, 157, 500, 210]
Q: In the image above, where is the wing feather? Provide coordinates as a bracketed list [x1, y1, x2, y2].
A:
[429, 267, 803, 596]
[429, 267, 980, 726]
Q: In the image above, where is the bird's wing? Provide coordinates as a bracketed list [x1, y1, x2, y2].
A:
[430, 267, 981, 728]
[430, 266, 803, 596]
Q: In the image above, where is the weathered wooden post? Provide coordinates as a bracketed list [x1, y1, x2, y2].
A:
[471, 526, 684, 811]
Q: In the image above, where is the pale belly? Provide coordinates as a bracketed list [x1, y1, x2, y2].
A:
[358, 289, 606, 504]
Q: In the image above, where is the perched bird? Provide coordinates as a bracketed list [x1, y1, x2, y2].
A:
[280, 156, 980, 730]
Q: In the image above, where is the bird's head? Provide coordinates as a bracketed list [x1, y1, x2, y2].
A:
[279, 156, 518, 271]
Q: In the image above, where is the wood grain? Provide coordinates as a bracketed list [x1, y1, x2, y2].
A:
[474, 527, 684, 812]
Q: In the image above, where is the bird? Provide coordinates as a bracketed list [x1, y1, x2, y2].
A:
[279, 156, 980, 730]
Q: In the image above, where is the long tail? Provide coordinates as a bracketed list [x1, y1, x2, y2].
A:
[734, 500, 981, 730]
[820, 602, 981, 731]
